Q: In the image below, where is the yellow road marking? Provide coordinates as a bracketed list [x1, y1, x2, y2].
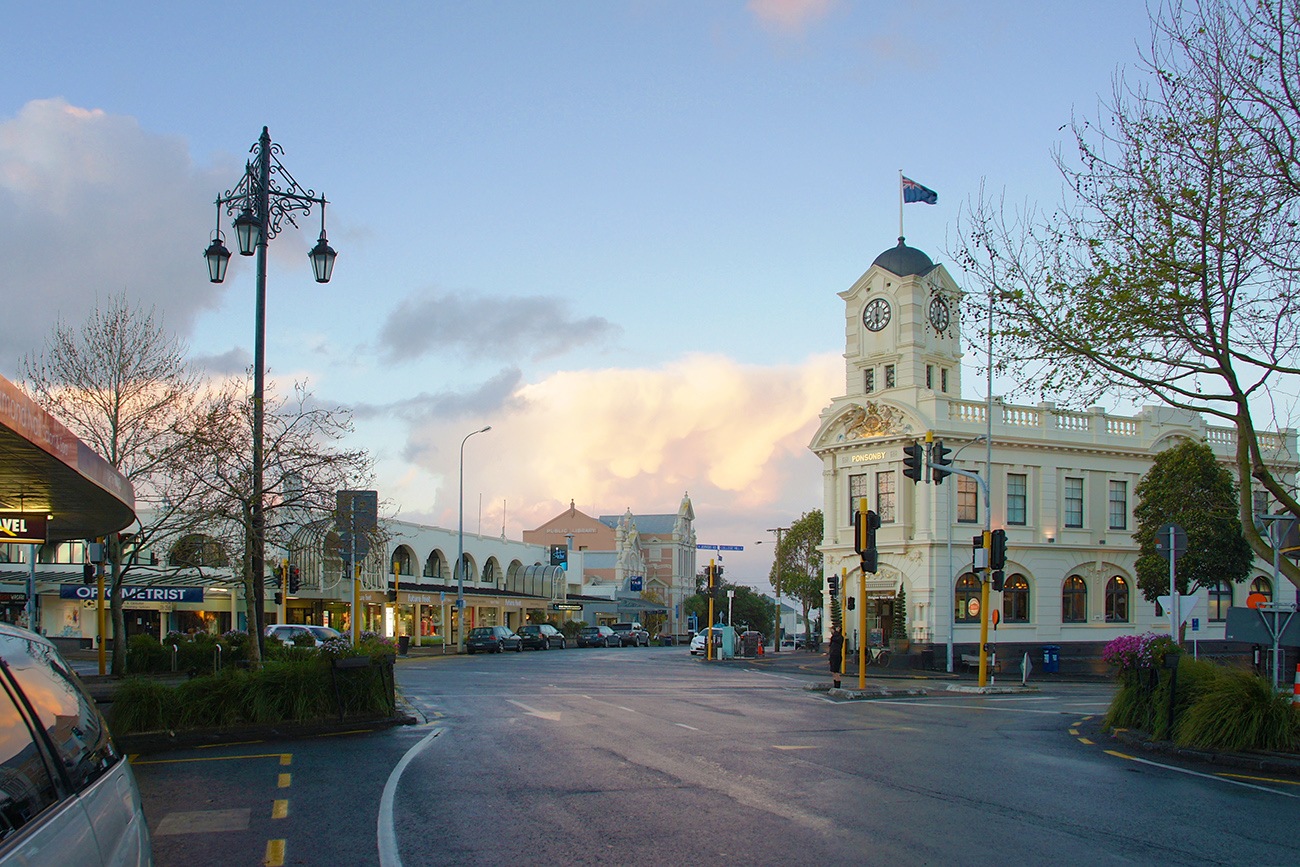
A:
[198, 739, 263, 748]
[277, 773, 291, 788]
[1105, 749, 1135, 759]
[1219, 772, 1300, 787]
[280, 754, 292, 765]
[264, 839, 285, 866]
[1068, 728, 1080, 736]
[309, 729, 372, 737]
[271, 799, 288, 819]
[1078, 737, 1094, 745]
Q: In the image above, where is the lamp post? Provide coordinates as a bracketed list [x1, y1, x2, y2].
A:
[759, 527, 789, 652]
[456, 425, 492, 652]
[945, 435, 987, 673]
[204, 128, 336, 655]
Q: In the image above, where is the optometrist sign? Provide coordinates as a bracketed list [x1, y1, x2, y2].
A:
[0, 512, 47, 544]
[60, 585, 204, 603]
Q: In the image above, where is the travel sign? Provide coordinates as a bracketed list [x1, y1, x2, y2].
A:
[0, 512, 48, 544]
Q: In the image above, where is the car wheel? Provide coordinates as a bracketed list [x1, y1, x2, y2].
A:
[516, 641, 523, 652]
[495, 641, 503, 653]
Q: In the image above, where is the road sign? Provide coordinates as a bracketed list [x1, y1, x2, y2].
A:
[696, 544, 744, 551]
[1154, 523, 1187, 560]
[1157, 595, 1199, 625]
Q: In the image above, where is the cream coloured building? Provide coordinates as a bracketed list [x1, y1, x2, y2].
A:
[809, 238, 1298, 669]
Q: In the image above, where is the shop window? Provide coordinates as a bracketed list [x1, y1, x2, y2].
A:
[1208, 579, 1232, 621]
[955, 574, 981, 623]
[1105, 576, 1129, 623]
[1003, 574, 1030, 623]
[1062, 575, 1087, 623]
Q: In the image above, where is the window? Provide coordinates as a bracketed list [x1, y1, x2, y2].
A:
[1105, 576, 1129, 623]
[941, 368, 949, 392]
[1250, 576, 1272, 603]
[955, 574, 981, 623]
[1007, 473, 1027, 525]
[1003, 574, 1030, 623]
[876, 471, 896, 523]
[1108, 481, 1128, 530]
[1064, 477, 1084, 528]
[957, 475, 979, 523]
[1208, 579, 1232, 621]
[1062, 576, 1087, 623]
[926, 365, 934, 388]
[884, 364, 896, 388]
[849, 474, 869, 520]
[864, 369, 875, 394]
[0, 680, 60, 845]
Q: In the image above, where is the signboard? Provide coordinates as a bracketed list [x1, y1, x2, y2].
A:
[336, 490, 379, 566]
[630, 576, 643, 592]
[1157, 595, 1199, 626]
[60, 585, 204, 603]
[551, 603, 583, 612]
[1224, 605, 1300, 645]
[696, 544, 744, 552]
[549, 545, 568, 567]
[0, 512, 48, 544]
[1154, 523, 1187, 561]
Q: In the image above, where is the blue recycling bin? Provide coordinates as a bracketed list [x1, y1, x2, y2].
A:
[1042, 645, 1060, 673]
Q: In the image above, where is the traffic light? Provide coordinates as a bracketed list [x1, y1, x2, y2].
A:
[856, 508, 881, 573]
[990, 529, 1008, 570]
[828, 574, 839, 598]
[274, 592, 284, 606]
[288, 565, 301, 594]
[387, 589, 398, 602]
[931, 439, 953, 484]
[991, 570, 1005, 592]
[847, 596, 856, 610]
[83, 562, 95, 585]
[972, 534, 988, 570]
[902, 441, 924, 483]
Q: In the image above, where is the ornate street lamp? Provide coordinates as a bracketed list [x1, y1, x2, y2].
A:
[204, 127, 336, 655]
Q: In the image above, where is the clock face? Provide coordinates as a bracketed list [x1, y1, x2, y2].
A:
[928, 296, 950, 331]
[862, 297, 891, 332]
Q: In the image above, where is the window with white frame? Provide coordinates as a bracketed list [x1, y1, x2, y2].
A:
[849, 473, 869, 521]
[876, 471, 897, 523]
[957, 475, 978, 523]
[1108, 480, 1128, 530]
[1064, 477, 1084, 528]
[1007, 473, 1027, 525]
[884, 364, 896, 388]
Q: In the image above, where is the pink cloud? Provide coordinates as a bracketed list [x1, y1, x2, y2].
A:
[747, 0, 838, 35]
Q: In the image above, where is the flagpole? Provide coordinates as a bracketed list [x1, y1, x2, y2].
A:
[898, 170, 904, 239]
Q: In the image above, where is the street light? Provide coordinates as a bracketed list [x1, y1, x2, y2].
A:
[204, 128, 336, 653]
[457, 425, 492, 652]
[758, 527, 789, 652]
[945, 435, 987, 673]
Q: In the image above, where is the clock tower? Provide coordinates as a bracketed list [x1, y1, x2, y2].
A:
[839, 236, 963, 403]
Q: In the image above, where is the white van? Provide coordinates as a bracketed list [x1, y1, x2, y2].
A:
[0, 623, 152, 865]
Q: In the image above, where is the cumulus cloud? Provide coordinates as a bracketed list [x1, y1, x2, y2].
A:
[374, 290, 619, 364]
[375, 352, 841, 539]
[352, 367, 525, 424]
[747, 0, 839, 35]
[0, 99, 234, 377]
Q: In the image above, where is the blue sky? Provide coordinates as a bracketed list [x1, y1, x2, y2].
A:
[0, 0, 1156, 588]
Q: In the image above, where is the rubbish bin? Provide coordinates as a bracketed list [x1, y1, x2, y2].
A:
[397, 635, 411, 657]
[660, 634, 675, 646]
[1042, 645, 1059, 673]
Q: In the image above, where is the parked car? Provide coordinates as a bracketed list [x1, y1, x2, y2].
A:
[608, 622, 650, 647]
[577, 625, 619, 648]
[689, 631, 709, 655]
[517, 623, 566, 650]
[465, 625, 523, 654]
[265, 623, 331, 646]
[0, 622, 152, 866]
[780, 635, 796, 649]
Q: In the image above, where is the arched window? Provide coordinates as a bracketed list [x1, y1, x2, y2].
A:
[955, 574, 981, 623]
[1003, 574, 1030, 623]
[392, 547, 413, 576]
[1062, 576, 1087, 623]
[1208, 579, 1233, 621]
[1249, 576, 1272, 603]
[1105, 576, 1129, 623]
[170, 534, 228, 569]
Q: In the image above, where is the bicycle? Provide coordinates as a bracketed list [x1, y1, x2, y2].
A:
[865, 645, 891, 667]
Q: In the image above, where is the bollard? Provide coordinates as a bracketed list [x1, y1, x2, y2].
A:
[215, 643, 223, 672]
[171, 644, 178, 672]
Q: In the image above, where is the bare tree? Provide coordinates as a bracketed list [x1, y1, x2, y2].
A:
[953, 0, 1300, 590]
[174, 375, 373, 667]
[22, 292, 202, 673]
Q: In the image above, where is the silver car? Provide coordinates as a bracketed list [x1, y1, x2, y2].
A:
[0, 623, 152, 865]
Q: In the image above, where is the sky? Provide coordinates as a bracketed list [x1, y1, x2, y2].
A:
[0, 0, 1159, 590]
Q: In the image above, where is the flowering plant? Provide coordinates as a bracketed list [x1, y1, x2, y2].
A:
[1102, 632, 1179, 675]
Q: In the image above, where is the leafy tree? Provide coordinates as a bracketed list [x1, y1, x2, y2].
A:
[683, 578, 773, 636]
[770, 510, 823, 639]
[173, 375, 372, 667]
[953, 0, 1300, 591]
[640, 588, 667, 637]
[1134, 439, 1253, 602]
[22, 293, 204, 674]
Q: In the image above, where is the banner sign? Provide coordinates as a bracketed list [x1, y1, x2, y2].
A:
[60, 585, 204, 603]
[0, 512, 48, 544]
[551, 603, 583, 611]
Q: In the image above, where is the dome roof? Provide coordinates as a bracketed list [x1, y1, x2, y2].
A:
[871, 237, 934, 277]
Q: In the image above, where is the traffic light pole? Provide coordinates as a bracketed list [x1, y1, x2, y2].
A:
[935, 463, 994, 686]
[706, 559, 716, 662]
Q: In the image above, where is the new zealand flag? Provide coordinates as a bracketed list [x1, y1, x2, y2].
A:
[902, 176, 938, 205]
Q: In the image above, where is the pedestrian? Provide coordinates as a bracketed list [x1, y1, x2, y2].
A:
[828, 627, 844, 689]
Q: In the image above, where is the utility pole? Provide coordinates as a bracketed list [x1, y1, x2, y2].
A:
[766, 526, 788, 653]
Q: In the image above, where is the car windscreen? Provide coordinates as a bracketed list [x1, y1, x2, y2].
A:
[470, 628, 493, 636]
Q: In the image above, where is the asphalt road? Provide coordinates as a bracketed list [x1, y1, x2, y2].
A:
[131, 645, 1300, 866]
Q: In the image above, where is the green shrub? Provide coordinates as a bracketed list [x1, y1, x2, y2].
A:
[1174, 668, 1300, 752]
[110, 677, 176, 733]
[127, 634, 168, 674]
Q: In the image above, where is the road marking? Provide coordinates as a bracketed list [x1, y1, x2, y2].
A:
[1104, 750, 1300, 798]
[1219, 772, 1300, 787]
[280, 754, 292, 766]
[675, 723, 699, 731]
[617, 706, 636, 713]
[154, 808, 251, 835]
[1069, 728, 1080, 736]
[264, 838, 285, 866]
[773, 745, 817, 750]
[277, 773, 291, 788]
[1077, 737, 1094, 745]
[271, 800, 288, 819]
[132, 753, 291, 766]
[506, 699, 563, 721]
[378, 727, 442, 867]
[198, 739, 263, 748]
